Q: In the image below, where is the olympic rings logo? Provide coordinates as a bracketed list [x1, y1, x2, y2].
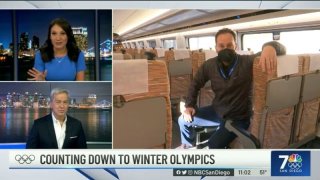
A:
[288, 162, 302, 169]
[15, 154, 35, 164]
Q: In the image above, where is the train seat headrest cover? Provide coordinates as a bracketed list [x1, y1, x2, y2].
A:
[114, 60, 148, 95]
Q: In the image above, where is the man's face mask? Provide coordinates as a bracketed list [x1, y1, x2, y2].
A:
[217, 48, 237, 68]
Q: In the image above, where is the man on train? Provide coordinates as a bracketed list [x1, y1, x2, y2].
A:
[178, 28, 286, 149]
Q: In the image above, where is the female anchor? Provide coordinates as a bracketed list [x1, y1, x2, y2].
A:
[28, 18, 86, 81]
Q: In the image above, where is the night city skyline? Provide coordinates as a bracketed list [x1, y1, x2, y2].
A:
[0, 82, 112, 143]
[0, 10, 112, 50]
[0, 10, 112, 81]
[0, 82, 112, 102]
[0, 8, 114, 146]
[0, 10, 12, 48]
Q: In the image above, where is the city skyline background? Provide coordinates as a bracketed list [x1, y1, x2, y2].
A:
[0, 10, 112, 81]
[0, 82, 112, 143]
[0, 10, 12, 48]
[0, 10, 112, 49]
[0, 82, 112, 103]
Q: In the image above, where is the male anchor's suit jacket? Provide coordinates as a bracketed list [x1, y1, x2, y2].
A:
[26, 114, 87, 149]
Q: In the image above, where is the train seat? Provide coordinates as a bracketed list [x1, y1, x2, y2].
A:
[234, 55, 304, 148]
[113, 60, 172, 148]
[291, 54, 320, 147]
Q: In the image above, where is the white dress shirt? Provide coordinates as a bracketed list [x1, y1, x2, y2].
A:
[52, 113, 67, 149]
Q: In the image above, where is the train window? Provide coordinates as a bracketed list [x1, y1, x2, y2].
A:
[148, 40, 156, 48]
[243, 30, 320, 54]
[131, 42, 136, 48]
[242, 33, 273, 53]
[138, 41, 144, 48]
[279, 30, 320, 54]
[188, 36, 215, 50]
[163, 39, 176, 49]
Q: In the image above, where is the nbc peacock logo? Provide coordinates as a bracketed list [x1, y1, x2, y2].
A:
[271, 151, 310, 176]
[287, 154, 303, 172]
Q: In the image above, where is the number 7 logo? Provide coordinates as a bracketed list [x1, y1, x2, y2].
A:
[279, 155, 289, 169]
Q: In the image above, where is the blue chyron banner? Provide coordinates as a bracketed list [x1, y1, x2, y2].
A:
[271, 151, 311, 176]
[1, 150, 319, 179]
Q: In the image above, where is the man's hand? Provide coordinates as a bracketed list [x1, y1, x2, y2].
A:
[259, 45, 277, 74]
[182, 107, 196, 123]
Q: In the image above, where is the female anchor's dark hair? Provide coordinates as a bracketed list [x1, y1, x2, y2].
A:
[40, 18, 81, 62]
